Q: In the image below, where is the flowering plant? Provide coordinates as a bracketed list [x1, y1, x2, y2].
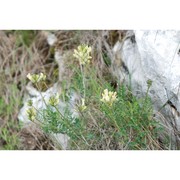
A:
[27, 73, 46, 83]
[26, 107, 37, 121]
[73, 44, 92, 65]
[48, 93, 60, 106]
[100, 89, 117, 106]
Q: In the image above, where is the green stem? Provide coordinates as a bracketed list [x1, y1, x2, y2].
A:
[80, 64, 86, 98]
[35, 83, 48, 107]
[53, 105, 90, 147]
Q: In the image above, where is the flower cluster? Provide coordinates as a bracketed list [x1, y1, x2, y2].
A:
[27, 73, 46, 83]
[48, 93, 60, 106]
[100, 89, 117, 106]
[73, 44, 92, 65]
[26, 107, 37, 121]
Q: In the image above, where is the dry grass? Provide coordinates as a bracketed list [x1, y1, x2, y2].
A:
[0, 30, 56, 149]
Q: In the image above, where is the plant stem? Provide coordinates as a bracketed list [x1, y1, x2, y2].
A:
[35, 83, 48, 107]
[80, 64, 86, 98]
[53, 105, 89, 146]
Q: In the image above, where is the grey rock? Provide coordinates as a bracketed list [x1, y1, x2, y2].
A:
[112, 30, 180, 148]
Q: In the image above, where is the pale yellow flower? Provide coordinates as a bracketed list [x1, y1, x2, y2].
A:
[27, 73, 46, 83]
[78, 98, 87, 112]
[100, 89, 117, 106]
[26, 107, 37, 121]
[73, 44, 92, 65]
[48, 93, 60, 106]
[39, 73, 46, 81]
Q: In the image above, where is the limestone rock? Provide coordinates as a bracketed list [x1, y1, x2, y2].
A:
[112, 30, 180, 148]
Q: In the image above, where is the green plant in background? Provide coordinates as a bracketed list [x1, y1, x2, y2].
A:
[0, 126, 19, 150]
[5, 30, 37, 47]
[15, 30, 37, 47]
[0, 96, 20, 150]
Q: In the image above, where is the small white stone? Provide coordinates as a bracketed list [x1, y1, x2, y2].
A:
[47, 33, 57, 46]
